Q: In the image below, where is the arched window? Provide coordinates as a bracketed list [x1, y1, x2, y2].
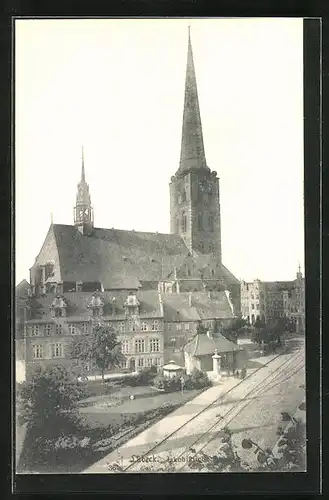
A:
[198, 212, 203, 231]
[181, 212, 187, 233]
[209, 214, 214, 232]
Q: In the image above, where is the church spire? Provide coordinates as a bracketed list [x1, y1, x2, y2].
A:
[74, 147, 94, 234]
[81, 146, 85, 182]
[177, 27, 209, 175]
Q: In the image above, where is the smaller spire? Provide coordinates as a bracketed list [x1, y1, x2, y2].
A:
[50, 212, 53, 225]
[298, 262, 301, 274]
[81, 146, 85, 182]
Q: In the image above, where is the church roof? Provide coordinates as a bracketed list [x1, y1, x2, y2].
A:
[52, 224, 187, 287]
[42, 224, 239, 289]
[184, 332, 241, 357]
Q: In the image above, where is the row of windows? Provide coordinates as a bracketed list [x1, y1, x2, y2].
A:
[32, 343, 64, 359]
[166, 321, 213, 331]
[26, 320, 161, 337]
[27, 323, 89, 336]
[120, 320, 160, 333]
[120, 357, 162, 369]
[167, 322, 190, 331]
[122, 338, 161, 354]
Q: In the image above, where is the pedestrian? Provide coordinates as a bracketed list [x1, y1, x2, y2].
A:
[236, 370, 240, 378]
[241, 367, 246, 379]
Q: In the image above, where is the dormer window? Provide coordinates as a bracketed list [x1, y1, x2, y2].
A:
[88, 294, 104, 317]
[50, 296, 67, 318]
[124, 292, 140, 317]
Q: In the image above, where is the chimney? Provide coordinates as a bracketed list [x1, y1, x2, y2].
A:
[188, 292, 192, 307]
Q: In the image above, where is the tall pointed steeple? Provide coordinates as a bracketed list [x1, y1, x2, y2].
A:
[170, 27, 221, 259]
[177, 27, 209, 175]
[74, 147, 94, 234]
[81, 146, 86, 182]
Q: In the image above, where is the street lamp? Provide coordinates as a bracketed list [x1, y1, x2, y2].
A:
[180, 376, 185, 396]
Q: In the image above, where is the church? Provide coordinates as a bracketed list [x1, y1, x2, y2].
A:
[17, 29, 240, 378]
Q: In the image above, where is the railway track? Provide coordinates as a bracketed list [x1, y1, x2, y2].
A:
[115, 348, 304, 473]
[177, 351, 304, 472]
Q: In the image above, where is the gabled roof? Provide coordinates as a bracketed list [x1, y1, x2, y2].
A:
[184, 333, 241, 357]
[52, 224, 188, 287]
[33, 224, 239, 290]
[161, 291, 235, 322]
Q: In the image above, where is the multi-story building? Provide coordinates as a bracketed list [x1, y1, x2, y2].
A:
[16, 29, 241, 377]
[241, 266, 305, 332]
[240, 279, 266, 324]
[161, 290, 236, 364]
[283, 266, 305, 333]
[19, 290, 164, 378]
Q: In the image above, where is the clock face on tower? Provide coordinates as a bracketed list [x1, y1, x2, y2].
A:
[199, 180, 212, 193]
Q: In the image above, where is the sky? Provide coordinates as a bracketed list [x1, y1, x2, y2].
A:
[15, 18, 304, 284]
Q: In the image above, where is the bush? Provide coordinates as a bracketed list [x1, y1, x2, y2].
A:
[132, 367, 158, 386]
[153, 374, 181, 392]
[184, 368, 211, 390]
[19, 364, 86, 432]
[153, 369, 211, 393]
[117, 367, 158, 387]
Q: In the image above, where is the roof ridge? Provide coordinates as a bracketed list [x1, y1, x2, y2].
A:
[53, 223, 185, 238]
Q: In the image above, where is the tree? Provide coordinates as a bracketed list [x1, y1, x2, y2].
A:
[251, 318, 285, 353]
[70, 323, 124, 383]
[196, 322, 208, 335]
[17, 364, 89, 472]
[18, 364, 86, 435]
[220, 318, 247, 343]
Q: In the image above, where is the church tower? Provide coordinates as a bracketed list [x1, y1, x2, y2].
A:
[170, 28, 222, 258]
[74, 147, 94, 235]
